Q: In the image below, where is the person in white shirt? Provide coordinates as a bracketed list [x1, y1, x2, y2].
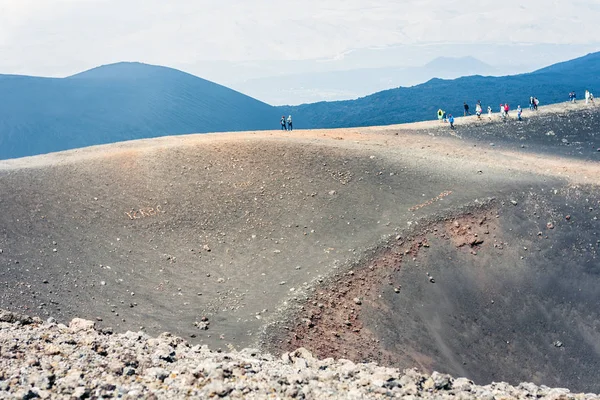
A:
[475, 102, 482, 119]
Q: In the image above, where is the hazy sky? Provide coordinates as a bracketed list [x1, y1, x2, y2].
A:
[1, 0, 599, 83]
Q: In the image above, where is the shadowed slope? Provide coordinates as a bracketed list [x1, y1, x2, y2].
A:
[0, 62, 279, 160]
[278, 187, 600, 392]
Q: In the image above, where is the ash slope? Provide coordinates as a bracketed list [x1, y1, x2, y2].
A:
[0, 103, 599, 393]
[269, 104, 600, 392]
[0, 131, 540, 350]
[278, 187, 600, 393]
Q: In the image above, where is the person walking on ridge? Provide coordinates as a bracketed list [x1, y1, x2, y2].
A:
[281, 116, 287, 131]
[287, 115, 293, 131]
[585, 90, 590, 105]
[448, 114, 455, 130]
[529, 96, 534, 111]
[475, 102, 482, 119]
[499, 104, 505, 119]
[437, 109, 444, 122]
[487, 106, 492, 120]
[534, 97, 539, 110]
[504, 103, 510, 118]
[517, 105, 522, 121]
[464, 102, 471, 116]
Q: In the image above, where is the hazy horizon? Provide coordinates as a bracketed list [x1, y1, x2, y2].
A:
[1, 0, 599, 103]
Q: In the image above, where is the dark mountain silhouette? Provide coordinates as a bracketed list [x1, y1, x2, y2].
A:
[1, 53, 599, 160]
[279, 52, 600, 129]
[0, 62, 280, 160]
[532, 51, 600, 75]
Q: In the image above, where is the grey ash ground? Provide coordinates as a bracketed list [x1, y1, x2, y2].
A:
[434, 108, 600, 161]
[0, 102, 599, 397]
[273, 187, 600, 393]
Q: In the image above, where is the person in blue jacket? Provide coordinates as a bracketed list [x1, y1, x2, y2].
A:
[448, 114, 455, 129]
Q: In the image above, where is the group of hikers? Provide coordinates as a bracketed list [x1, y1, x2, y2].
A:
[570, 90, 595, 104]
[436, 99, 533, 129]
[528, 96, 540, 111]
[438, 89, 595, 129]
[280, 115, 293, 131]
[280, 89, 595, 132]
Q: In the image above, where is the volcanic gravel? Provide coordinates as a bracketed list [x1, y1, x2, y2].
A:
[1, 310, 598, 399]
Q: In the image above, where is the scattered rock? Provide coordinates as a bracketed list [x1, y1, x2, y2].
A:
[146, 367, 169, 381]
[0, 310, 39, 325]
[371, 372, 394, 387]
[205, 381, 233, 397]
[68, 318, 96, 333]
[194, 317, 209, 330]
[72, 387, 90, 399]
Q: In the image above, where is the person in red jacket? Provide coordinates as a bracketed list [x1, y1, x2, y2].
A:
[504, 103, 510, 117]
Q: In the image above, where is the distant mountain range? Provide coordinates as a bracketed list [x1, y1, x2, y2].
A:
[279, 52, 600, 129]
[1, 52, 599, 160]
[0, 63, 279, 160]
[230, 56, 508, 105]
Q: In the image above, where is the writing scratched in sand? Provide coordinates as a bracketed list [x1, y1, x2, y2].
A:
[233, 180, 254, 189]
[409, 191, 452, 211]
[125, 205, 163, 220]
